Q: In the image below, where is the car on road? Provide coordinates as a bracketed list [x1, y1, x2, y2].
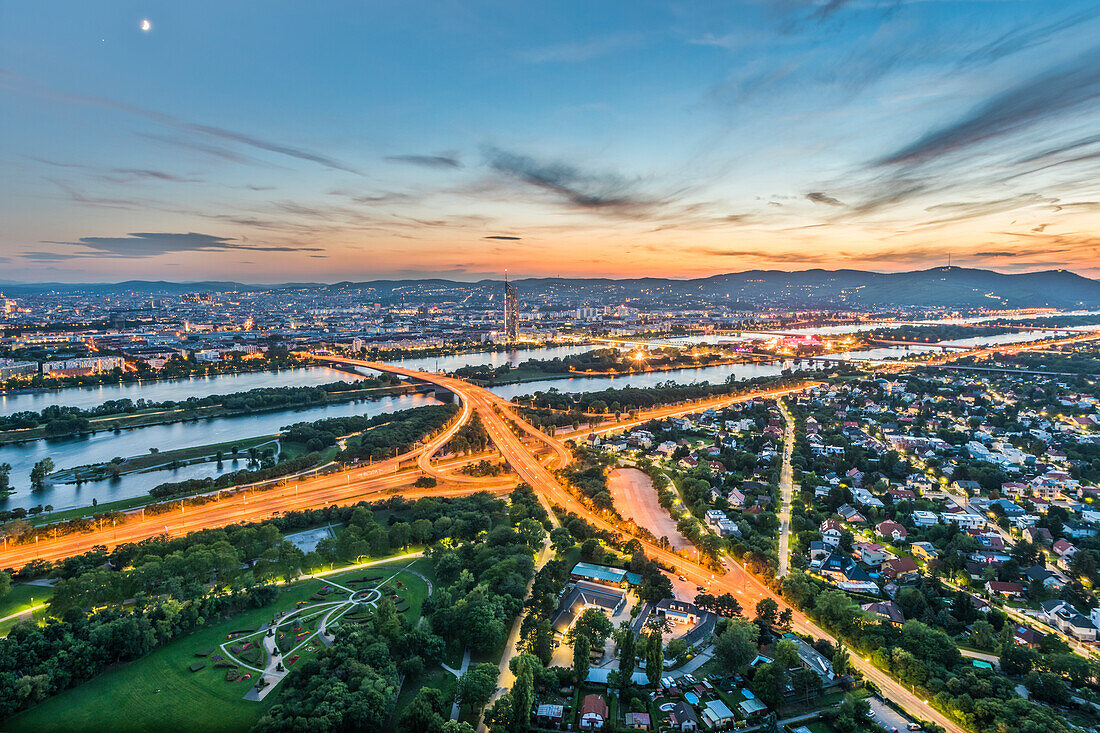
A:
[696, 585, 705, 591]
[678, 575, 687, 581]
[907, 725, 922, 731]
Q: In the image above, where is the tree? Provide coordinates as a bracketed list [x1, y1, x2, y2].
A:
[0, 463, 12, 495]
[0, 571, 9, 602]
[751, 661, 787, 707]
[443, 722, 477, 733]
[714, 620, 759, 674]
[573, 633, 591, 687]
[456, 662, 499, 713]
[398, 687, 448, 733]
[829, 693, 871, 733]
[778, 608, 793, 630]
[617, 624, 637, 692]
[30, 458, 55, 491]
[644, 630, 663, 686]
[549, 528, 574, 552]
[666, 638, 689, 666]
[517, 518, 546, 551]
[832, 645, 850, 677]
[484, 692, 516, 733]
[571, 608, 613, 646]
[510, 654, 536, 731]
[389, 522, 412, 549]
[755, 598, 779, 627]
[970, 619, 996, 650]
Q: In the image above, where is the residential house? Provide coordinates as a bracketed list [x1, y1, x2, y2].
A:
[820, 518, 844, 548]
[838, 504, 866, 523]
[875, 521, 908, 542]
[670, 701, 700, 732]
[882, 556, 920, 583]
[1064, 521, 1098, 540]
[912, 510, 939, 528]
[623, 712, 651, 730]
[910, 541, 939, 562]
[854, 542, 888, 567]
[655, 599, 703, 626]
[1023, 566, 1064, 591]
[862, 600, 905, 627]
[1041, 600, 1098, 642]
[580, 695, 609, 730]
[986, 581, 1025, 599]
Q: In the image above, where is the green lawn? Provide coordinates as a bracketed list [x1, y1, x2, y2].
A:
[4, 556, 432, 733]
[393, 666, 457, 720]
[3, 599, 286, 733]
[0, 584, 54, 636]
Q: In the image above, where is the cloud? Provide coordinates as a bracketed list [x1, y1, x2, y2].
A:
[484, 235, 522, 240]
[384, 154, 462, 169]
[37, 232, 322, 259]
[3, 78, 360, 174]
[483, 146, 662, 213]
[28, 158, 202, 184]
[136, 131, 274, 167]
[806, 191, 844, 206]
[957, 7, 1100, 69]
[877, 45, 1100, 166]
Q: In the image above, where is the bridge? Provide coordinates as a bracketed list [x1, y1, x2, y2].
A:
[867, 339, 971, 350]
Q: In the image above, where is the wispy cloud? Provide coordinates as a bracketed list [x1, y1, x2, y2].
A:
[876, 45, 1100, 166]
[35, 232, 322, 260]
[384, 153, 462, 169]
[3, 75, 361, 174]
[806, 191, 844, 206]
[483, 145, 660, 212]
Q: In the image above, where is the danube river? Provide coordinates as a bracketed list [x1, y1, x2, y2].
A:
[2, 322, 1095, 513]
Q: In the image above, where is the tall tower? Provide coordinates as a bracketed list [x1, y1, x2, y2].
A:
[504, 270, 518, 342]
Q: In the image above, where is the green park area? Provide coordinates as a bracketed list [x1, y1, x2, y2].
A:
[0, 584, 54, 636]
[4, 557, 433, 733]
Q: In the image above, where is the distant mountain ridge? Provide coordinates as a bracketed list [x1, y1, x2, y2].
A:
[2, 267, 1097, 309]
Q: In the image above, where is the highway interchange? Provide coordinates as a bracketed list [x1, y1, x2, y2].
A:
[6, 332, 1099, 731]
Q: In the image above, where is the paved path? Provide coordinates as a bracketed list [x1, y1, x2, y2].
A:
[445, 649, 472, 720]
[776, 400, 795, 578]
[479, 494, 561, 732]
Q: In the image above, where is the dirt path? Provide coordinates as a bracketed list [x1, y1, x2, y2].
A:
[607, 467, 690, 550]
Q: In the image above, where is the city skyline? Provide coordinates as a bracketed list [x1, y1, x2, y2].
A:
[3, 1, 1100, 283]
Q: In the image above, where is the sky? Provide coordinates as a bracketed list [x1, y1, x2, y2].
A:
[2, 0, 1100, 283]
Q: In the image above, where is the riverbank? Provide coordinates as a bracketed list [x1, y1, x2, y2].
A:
[49, 434, 280, 483]
[0, 382, 421, 445]
[0, 354, 317, 393]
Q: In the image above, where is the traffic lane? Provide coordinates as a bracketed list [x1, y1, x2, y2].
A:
[0, 473, 513, 568]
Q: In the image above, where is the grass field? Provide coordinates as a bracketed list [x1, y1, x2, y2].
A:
[0, 584, 54, 636]
[4, 556, 433, 733]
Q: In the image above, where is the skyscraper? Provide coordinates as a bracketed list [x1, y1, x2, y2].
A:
[504, 271, 518, 342]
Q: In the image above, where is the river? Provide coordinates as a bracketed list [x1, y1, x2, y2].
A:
[3, 321, 1096, 513]
[0, 366, 365, 416]
[0, 392, 440, 512]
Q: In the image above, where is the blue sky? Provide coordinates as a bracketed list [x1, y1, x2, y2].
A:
[2, 0, 1099, 282]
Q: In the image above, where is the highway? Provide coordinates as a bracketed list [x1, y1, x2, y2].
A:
[8, 332, 1080, 730]
[323, 358, 965, 733]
